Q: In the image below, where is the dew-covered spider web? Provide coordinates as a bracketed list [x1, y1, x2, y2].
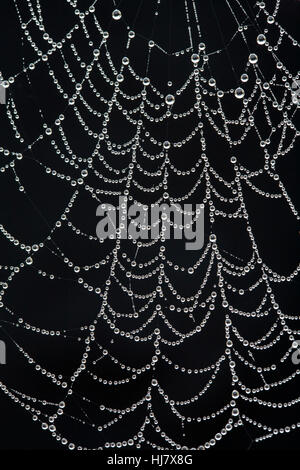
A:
[0, 0, 300, 450]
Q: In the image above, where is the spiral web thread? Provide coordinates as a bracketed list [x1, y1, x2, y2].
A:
[0, 0, 299, 450]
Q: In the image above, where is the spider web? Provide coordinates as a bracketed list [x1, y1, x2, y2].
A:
[0, 0, 299, 450]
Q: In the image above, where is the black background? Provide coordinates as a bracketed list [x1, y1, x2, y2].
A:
[0, 0, 299, 451]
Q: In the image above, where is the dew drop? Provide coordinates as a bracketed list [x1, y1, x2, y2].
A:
[257, 34, 266, 45]
[248, 53, 258, 64]
[191, 53, 199, 64]
[165, 94, 175, 106]
[112, 9, 121, 20]
[235, 87, 245, 99]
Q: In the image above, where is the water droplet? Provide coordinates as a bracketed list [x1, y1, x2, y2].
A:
[241, 73, 248, 83]
[165, 94, 175, 106]
[257, 34, 266, 45]
[235, 87, 245, 99]
[112, 9, 121, 20]
[191, 53, 199, 64]
[248, 53, 258, 64]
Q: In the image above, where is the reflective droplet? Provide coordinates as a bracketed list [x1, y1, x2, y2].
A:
[248, 53, 258, 64]
[257, 34, 266, 45]
[241, 73, 248, 83]
[112, 9, 121, 20]
[191, 53, 199, 64]
[26, 257, 33, 265]
[235, 87, 245, 99]
[165, 94, 175, 106]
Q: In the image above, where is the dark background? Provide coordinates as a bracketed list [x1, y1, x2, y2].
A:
[0, 0, 299, 451]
